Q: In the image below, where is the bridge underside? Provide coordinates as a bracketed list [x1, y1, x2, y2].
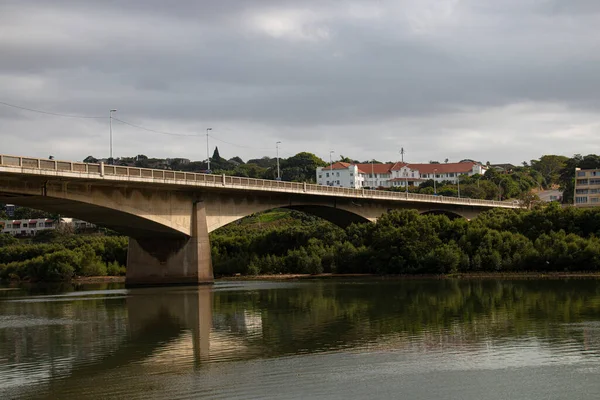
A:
[0, 193, 185, 239]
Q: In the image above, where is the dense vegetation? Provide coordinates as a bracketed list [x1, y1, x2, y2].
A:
[3, 201, 600, 283]
[0, 234, 127, 282]
[211, 204, 600, 276]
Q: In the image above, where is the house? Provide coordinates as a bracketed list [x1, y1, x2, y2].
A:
[316, 162, 365, 189]
[1, 218, 96, 236]
[316, 160, 487, 189]
[490, 163, 516, 173]
[536, 189, 563, 203]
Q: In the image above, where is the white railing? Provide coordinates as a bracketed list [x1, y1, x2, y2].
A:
[0, 154, 520, 209]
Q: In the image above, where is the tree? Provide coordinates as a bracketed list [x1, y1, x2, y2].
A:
[212, 147, 221, 162]
[530, 155, 569, 188]
[229, 156, 244, 165]
[279, 152, 327, 182]
[518, 191, 540, 210]
[83, 156, 98, 163]
[247, 157, 276, 168]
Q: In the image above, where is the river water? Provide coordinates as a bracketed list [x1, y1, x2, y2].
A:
[0, 279, 599, 399]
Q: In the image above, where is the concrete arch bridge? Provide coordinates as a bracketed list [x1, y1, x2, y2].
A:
[0, 155, 519, 285]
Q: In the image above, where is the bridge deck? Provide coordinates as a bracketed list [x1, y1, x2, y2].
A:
[0, 154, 519, 209]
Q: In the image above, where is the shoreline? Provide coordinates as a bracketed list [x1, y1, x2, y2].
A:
[69, 271, 600, 284]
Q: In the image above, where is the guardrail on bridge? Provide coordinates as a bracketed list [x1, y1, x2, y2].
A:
[0, 154, 520, 209]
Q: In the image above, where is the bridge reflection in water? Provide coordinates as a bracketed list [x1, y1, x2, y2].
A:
[2, 279, 600, 399]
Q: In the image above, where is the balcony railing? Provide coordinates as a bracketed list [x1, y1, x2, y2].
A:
[0, 154, 519, 209]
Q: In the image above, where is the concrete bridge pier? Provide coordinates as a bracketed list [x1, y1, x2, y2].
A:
[126, 201, 213, 287]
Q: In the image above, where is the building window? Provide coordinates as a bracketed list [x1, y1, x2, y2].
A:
[318, 175, 322, 179]
[336, 172, 340, 177]
[326, 173, 329, 177]
[577, 171, 587, 177]
[576, 189, 589, 194]
[23, 223, 27, 228]
[592, 198, 600, 203]
[590, 179, 600, 185]
[576, 196, 588, 204]
[577, 179, 589, 185]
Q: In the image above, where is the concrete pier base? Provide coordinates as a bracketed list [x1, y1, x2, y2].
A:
[126, 201, 213, 286]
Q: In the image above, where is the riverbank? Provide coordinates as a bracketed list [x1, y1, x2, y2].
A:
[71, 271, 600, 284]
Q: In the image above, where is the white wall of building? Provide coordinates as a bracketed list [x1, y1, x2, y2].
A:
[317, 161, 487, 189]
[316, 165, 364, 189]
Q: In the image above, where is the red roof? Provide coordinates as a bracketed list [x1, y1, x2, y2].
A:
[354, 163, 395, 175]
[321, 161, 483, 176]
[407, 162, 477, 174]
[322, 162, 353, 171]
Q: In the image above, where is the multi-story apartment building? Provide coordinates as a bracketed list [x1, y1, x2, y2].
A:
[316, 161, 487, 189]
[574, 168, 600, 207]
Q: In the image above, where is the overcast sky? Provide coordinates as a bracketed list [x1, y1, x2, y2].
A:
[1, 0, 599, 164]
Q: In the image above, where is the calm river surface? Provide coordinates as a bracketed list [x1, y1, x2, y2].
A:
[1, 279, 599, 399]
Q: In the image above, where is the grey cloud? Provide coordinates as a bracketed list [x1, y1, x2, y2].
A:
[1, 0, 599, 164]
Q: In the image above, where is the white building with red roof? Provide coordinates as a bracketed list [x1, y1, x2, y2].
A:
[316, 162, 365, 189]
[316, 160, 487, 189]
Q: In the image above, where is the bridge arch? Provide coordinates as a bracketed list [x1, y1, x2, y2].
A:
[0, 194, 187, 239]
[210, 205, 371, 233]
[420, 209, 466, 220]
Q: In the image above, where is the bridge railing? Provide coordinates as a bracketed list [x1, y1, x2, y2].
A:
[0, 154, 519, 208]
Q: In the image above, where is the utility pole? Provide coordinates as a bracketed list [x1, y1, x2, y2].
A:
[109, 109, 117, 164]
[401, 148, 408, 193]
[371, 159, 375, 188]
[329, 150, 334, 186]
[206, 128, 212, 172]
[276, 141, 281, 180]
[457, 173, 461, 198]
[434, 168, 438, 195]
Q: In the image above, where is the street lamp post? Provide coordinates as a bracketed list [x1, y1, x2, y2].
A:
[109, 109, 117, 164]
[433, 168, 438, 195]
[457, 173, 461, 198]
[206, 128, 212, 172]
[276, 141, 281, 180]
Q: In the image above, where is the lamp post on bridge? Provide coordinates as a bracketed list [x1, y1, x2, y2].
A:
[433, 168, 438, 195]
[206, 128, 212, 173]
[109, 109, 117, 164]
[276, 141, 281, 180]
[457, 173, 461, 198]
